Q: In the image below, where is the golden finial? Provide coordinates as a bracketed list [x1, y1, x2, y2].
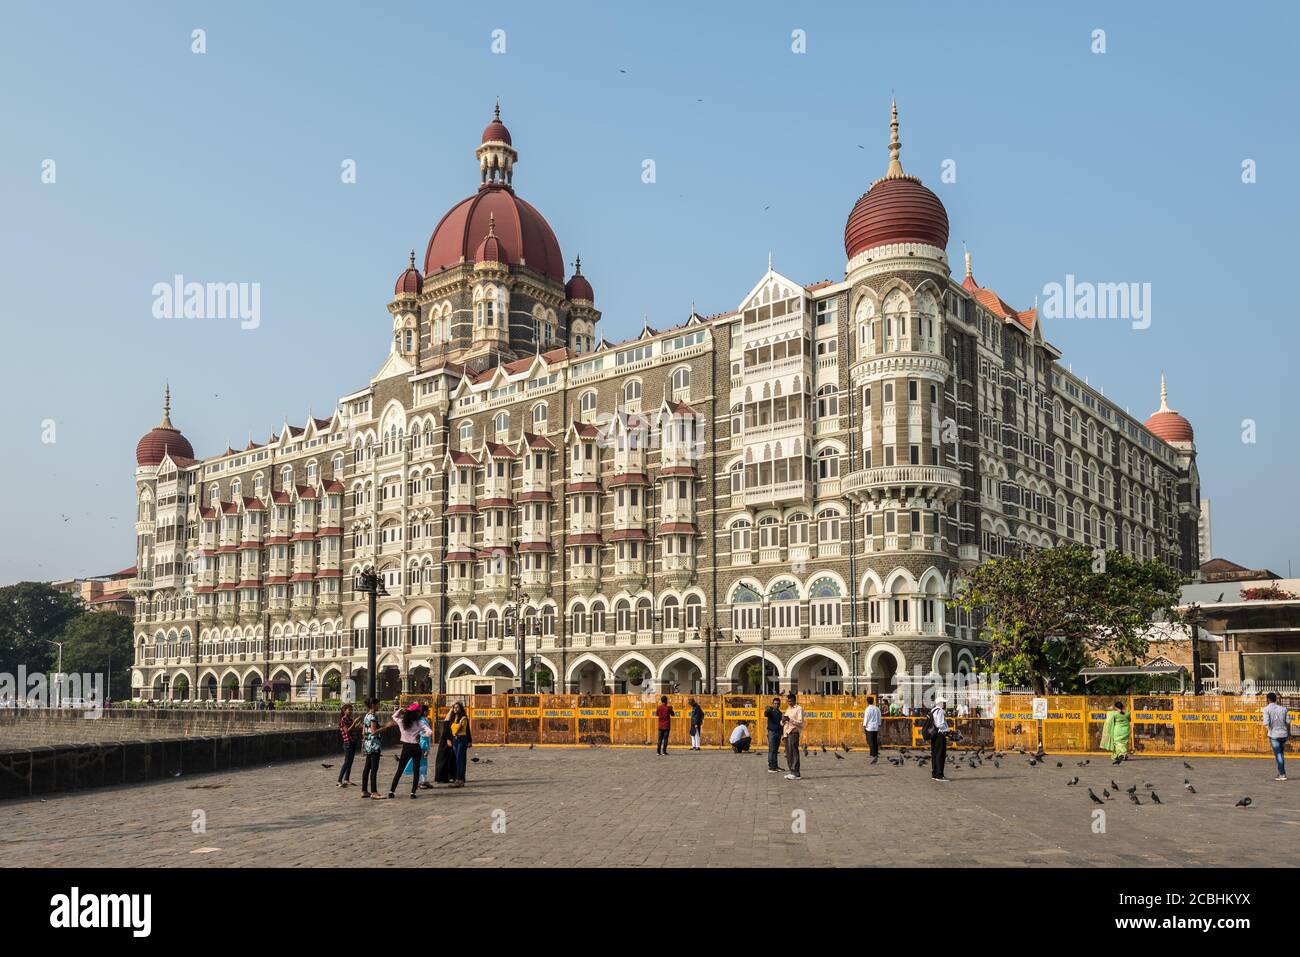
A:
[1159, 372, 1170, 412]
[160, 382, 173, 429]
[964, 244, 972, 279]
[885, 96, 905, 179]
[488, 212, 496, 236]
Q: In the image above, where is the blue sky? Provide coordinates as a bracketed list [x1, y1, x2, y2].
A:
[2, 0, 1297, 584]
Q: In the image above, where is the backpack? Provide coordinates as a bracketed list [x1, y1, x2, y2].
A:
[921, 712, 936, 741]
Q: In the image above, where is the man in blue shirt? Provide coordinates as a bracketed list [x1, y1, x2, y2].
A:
[763, 696, 784, 773]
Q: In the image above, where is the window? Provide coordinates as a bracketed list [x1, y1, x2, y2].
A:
[671, 367, 690, 397]
[494, 412, 509, 438]
[531, 403, 547, 429]
[580, 390, 597, 419]
[816, 385, 838, 418]
[623, 379, 642, 404]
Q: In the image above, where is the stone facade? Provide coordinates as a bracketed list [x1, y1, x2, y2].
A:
[129, 108, 1200, 702]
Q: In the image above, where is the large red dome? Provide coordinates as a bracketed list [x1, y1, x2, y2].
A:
[845, 176, 949, 259]
[136, 387, 193, 466]
[424, 184, 563, 282]
[844, 99, 949, 260]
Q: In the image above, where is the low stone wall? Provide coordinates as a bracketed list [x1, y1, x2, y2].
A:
[0, 707, 333, 748]
[0, 727, 345, 800]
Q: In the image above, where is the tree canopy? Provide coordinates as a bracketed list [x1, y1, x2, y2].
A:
[0, 581, 83, 675]
[950, 546, 1184, 694]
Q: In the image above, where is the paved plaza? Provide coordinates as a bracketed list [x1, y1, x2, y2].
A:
[2, 745, 1296, 867]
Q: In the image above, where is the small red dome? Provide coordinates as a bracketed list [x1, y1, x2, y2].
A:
[565, 255, 594, 303]
[425, 185, 563, 282]
[394, 252, 423, 296]
[482, 118, 512, 145]
[475, 214, 508, 263]
[845, 176, 949, 259]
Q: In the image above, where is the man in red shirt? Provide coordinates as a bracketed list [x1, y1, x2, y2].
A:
[654, 696, 675, 755]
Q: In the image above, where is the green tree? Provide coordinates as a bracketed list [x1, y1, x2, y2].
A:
[59, 610, 134, 700]
[0, 582, 82, 675]
[951, 546, 1184, 694]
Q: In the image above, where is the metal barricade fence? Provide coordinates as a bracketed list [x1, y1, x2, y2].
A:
[391, 693, 1297, 757]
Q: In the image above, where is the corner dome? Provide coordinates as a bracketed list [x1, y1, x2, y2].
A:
[136, 386, 194, 466]
[844, 99, 949, 259]
[565, 255, 594, 303]
[1145, 376, 1194, 444]
[394, 251, 423, 296]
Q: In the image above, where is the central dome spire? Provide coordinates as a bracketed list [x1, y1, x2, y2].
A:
[844, 98, 950, 259]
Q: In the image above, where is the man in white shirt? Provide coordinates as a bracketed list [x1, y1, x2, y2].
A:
[928, 697, 951, 782]
[729, 721, 752, 753]
[1263, 692, 1291, 781]
[862, 698, 882, 763]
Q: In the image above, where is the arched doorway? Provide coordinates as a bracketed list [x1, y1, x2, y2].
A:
[732, 654, 779, 694]
[523, 659, 555, 693]
[570, 659, 608, 694]
[867, 644, 905, 703]
[614, 657, 653, 695]
[152, 674, 169, 700]
[407, 666, 432, 694]
[246, 674, 263, 702]
[790, 652, 844, 695]
[659, 656, 703, 695]
[221, 674, 240, 701]
[378, 666, 402, 700]
[201, 674, 218, 700]
[171, 674, 190, 701]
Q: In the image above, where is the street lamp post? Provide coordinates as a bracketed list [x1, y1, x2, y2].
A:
[353, 568, 388, 702]
[46, 640, 65, 705]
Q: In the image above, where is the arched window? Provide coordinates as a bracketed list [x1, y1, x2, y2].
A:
[816, 385, 838, 418]
[662, 595, 680, 630]
[571, 602, 587, 634]
[579, 390, 597, 419]
[623, 379, 642, 405]
[531, 403, 547, 429]
[730, 519, 751, 553]
[494, 412, 509, 438]
[671, 366, 690, 397]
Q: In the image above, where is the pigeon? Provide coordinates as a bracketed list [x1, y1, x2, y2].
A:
[1088, 789, 1104, 805]
[1150, 791, 1162, 804]
[1028, 758, 1038, 767]
[528, 743, 535, 750]
[841, 743, 851, 753]
[821, 744, 828, 753]
[1111, 780, 1120, 791]
[1103, 788, 1111, 798]
[1129, 793, 1141, 805]
[834, 752, 844, 760]
[1056, 762, 1063, 768]
[1235, 797, 1252, 808]
[993, 760, 1001, 769]
[471, 757, 480, 763]
[1126, 785, 1138, 795]
[870, 756, 878, 765]
[321, 763, 334, 769]
[170, 769, 182, 778]
[1067, 777, 1079, 786]
[1184, 761, 1193, 769]
[1186, 785, 1197, 794]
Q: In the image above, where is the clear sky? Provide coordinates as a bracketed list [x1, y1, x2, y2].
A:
[2, 0, 1297, 584]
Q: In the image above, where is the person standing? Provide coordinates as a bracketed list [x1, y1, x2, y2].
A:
[417, 704, 434, 789]
[446, 700, 473, 787]
[688, 698, 705, 751]
[862, 697, 882, 763]
[763, 696, 784, 773]
[654, 696, 675, 755]
[782, 692, 804, 780]
[927, 697, 951, 782]
[1263, 692, 1291, 781]
[336, 703, 361, 788]
[1100, 700, 1131, 765]
[387, 703, 426, 799]
[359, 698, 386, 799]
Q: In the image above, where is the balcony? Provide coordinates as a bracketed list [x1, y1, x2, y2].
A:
[742, 479, 812, 507]
[841, 465, 961, 502]
[570, 565, 600, 592]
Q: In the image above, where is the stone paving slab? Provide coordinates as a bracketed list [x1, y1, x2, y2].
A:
[1, 745, 1295, 867]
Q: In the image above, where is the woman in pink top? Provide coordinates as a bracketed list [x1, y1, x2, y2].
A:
[387, 703, 426, 799]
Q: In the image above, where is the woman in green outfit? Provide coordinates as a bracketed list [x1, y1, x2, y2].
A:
[1100, 700, 1131, 764]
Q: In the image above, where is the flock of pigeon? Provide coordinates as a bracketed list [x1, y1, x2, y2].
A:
[825, 743, 1255, 809]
